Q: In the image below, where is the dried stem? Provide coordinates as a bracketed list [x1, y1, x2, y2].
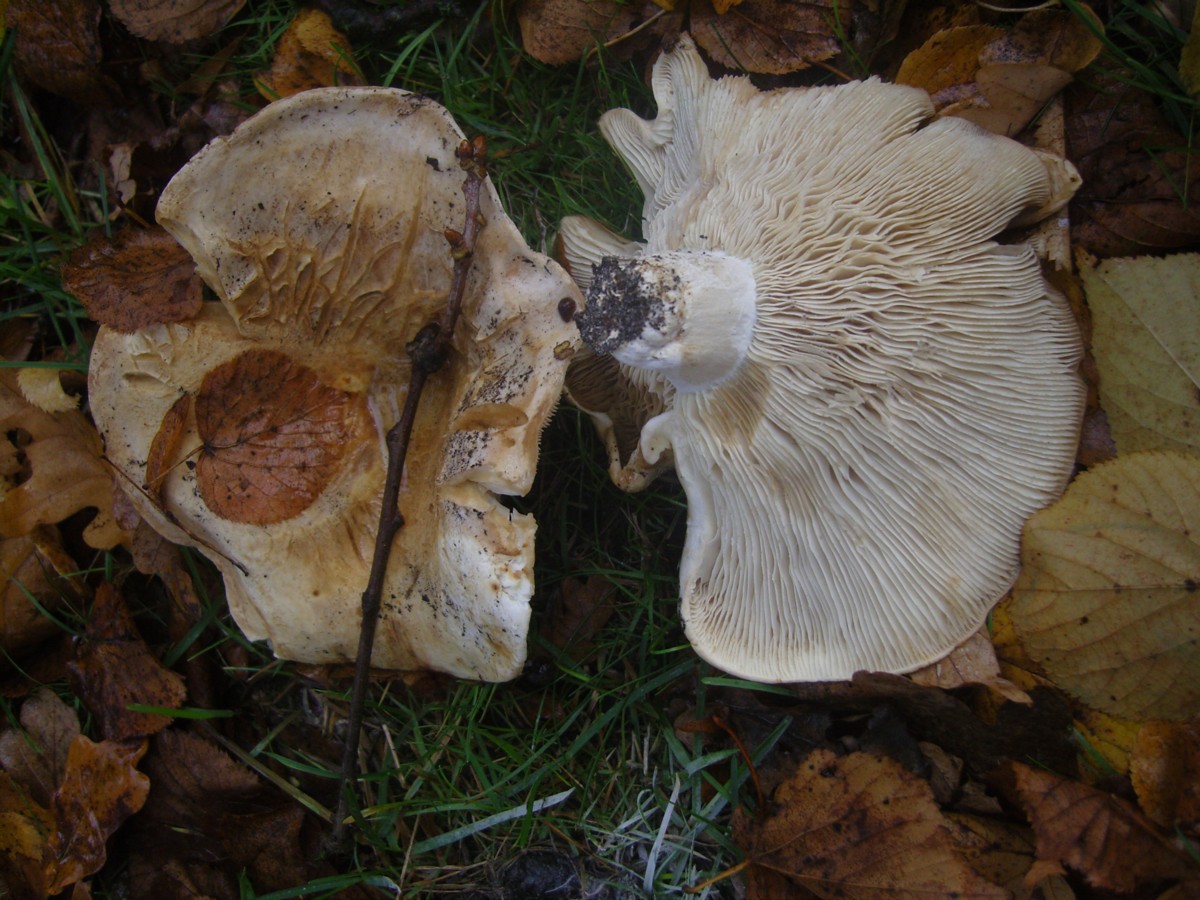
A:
[328, 136, 489, 852]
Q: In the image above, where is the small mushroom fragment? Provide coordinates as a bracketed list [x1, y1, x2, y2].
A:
[561, 36, 1085, 682]
[89, 87, 580, 680]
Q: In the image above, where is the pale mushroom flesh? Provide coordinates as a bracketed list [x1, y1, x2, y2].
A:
[89, 87, 580, 681]
[562, 35, 1085, 683]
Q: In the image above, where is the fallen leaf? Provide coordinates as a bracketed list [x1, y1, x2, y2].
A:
[517, 0, 664, 65]
[194, 349, 372, 525]
[1080, 252, 1200, 455]
[944, 811, 1075, 900]
[0, 528, 84, 662]
[1130, 720, 1200, 834]
[910, 628, 1032, 705]
[690, 0, 843, 75]
[1011, 452, 1200, 721]
[733, 748, 1007, 898]
[1072, 704, 1141, 780]
[257, 8, 361, 99]
[5, 0, 117, 106]
[144, 394, 192, 504]
[1067, 78, 1200, 256]
[46, 735, 149, 894]
[0, 687, 80, 808]
[897, 25, 1006, 99]
[66, 583, 186, 741]
[538, 575, 619, 662]
[61, 227, 204, 334]
[107, 0, 247, 44]
[0, 770, 53, 899]
[1008, 760, 1200, 893]
[0, 371, 128, 550]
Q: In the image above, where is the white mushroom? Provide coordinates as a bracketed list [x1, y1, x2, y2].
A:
[88, 87, 579, 681]
[561, 36, 1085, 682]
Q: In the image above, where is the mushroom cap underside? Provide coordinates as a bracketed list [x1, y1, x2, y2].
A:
[560, 35, 1085, 682]
[90, 87, 580, 680]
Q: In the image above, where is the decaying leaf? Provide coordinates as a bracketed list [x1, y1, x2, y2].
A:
[0, 687, 81, 809]
[690, 0, 843, 75]
[0, 371, 128, 550]
[944, 811, 1075, 900]
[66, 583, 186, 741]
[517, 0, 666, 66]
[1081, 252, 1200, 455]
[194, 350, 373, 526]
[144, 394, 191, 504]
[5, 0, 117, 106]
[61, 227, 204, 334]
[910, 628, 1032, 705]
[0, 769, 54, 898]
[538, 575, 619, 662]
[1008, 760, 1200, 893]
[732, 748, 1006, 898]
[1130, 720, 1200, 834]
[257, 8, 361, 99]
[1067, 78, 1200, 256]
[0, 528, 84, 662]
[1011, 452, 1200, 722]
[107, 0, 247, 44]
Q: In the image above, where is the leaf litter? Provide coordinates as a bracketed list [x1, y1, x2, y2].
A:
[4, 0, 1200, 896]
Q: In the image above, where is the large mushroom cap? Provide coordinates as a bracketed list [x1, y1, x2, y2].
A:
[562, 36, 1085, 682]
[89, 87, 580, 681]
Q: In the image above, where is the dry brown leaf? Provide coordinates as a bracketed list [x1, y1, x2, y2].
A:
[194, 349, 372, 525]
[1008, 760, 1200, 893]
[732, 748, 1007, 898]
[1067, 78, 1200, 256]
[145, 394, 192, 505]
[910, 628, 1032, 705]
[107, 0, 247, 44]
[978, 7, 1102, 72]
[46, 735, 149, 894]
[517, 0, 664, 66]
[538, 575, 619, 662]
[690, 0, 843, 75]
[0, 371, 127, 550]
[5, 0, 118, 106]
[1130, 720, 1200, 834]
[0, 687, 80, 809]
[1011, 452, 1200, 722]
[944, 811, 1075, 900]
[66, 583, 186, 741]
[257, 8, 361, 99]
[0, 770, 54, 898]
[0, 529, 84, 662]
[61, 227, 203, 334]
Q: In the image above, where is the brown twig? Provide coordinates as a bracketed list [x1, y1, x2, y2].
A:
[328, 135, 489, 853]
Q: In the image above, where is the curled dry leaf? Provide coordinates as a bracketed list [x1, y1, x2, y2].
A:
[690, 0, 843, 75]
[61, 227, 203, 334]
[1012, 452, 1200, 722]
[257, 8, 361, 99]
[1081, 252, 1200, 455]
[1008, 760, 1200, 894]
[194, 350, 372, 526]
[0, 371, 128, 550]
[517, 0, 664, 65]
[66, 583, 186, 741]
[107, 0, 247, 43]
[1130, 720, 1200, 835]
[732, 748, 1007, 898]
[910, 628, 1032, 705]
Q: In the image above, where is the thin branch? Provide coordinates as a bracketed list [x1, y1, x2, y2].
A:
[327, 135, 488, 853]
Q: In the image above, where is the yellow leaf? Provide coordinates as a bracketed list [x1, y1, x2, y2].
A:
[1081, 252, 1200, 454]
[1011, 451, 1200, 721]
[257, 8, 360, 100]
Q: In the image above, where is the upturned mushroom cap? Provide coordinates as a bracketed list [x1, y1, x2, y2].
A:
[562, 35, 1085, 682]
[89, 87, 580, 680]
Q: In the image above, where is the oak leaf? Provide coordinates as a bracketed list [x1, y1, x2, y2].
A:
[0, 529, 84, 662]
[61, 227, 203, 334]
[1008, 760, 1200, 893]
[194, 349, 371, 525]
[0, 687, 80, 808]
[1011, 452, 1200, 721]
[0, 371, 127, 550]
[732, 748, 1006, 898]
[1081, 252, 1200, 455]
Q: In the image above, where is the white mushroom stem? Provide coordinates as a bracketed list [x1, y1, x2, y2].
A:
[577, 252, 757, 392]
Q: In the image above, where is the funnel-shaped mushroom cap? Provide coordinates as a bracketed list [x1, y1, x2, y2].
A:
[89, 87, 580, 680]
[562, 36, 1085, 682]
